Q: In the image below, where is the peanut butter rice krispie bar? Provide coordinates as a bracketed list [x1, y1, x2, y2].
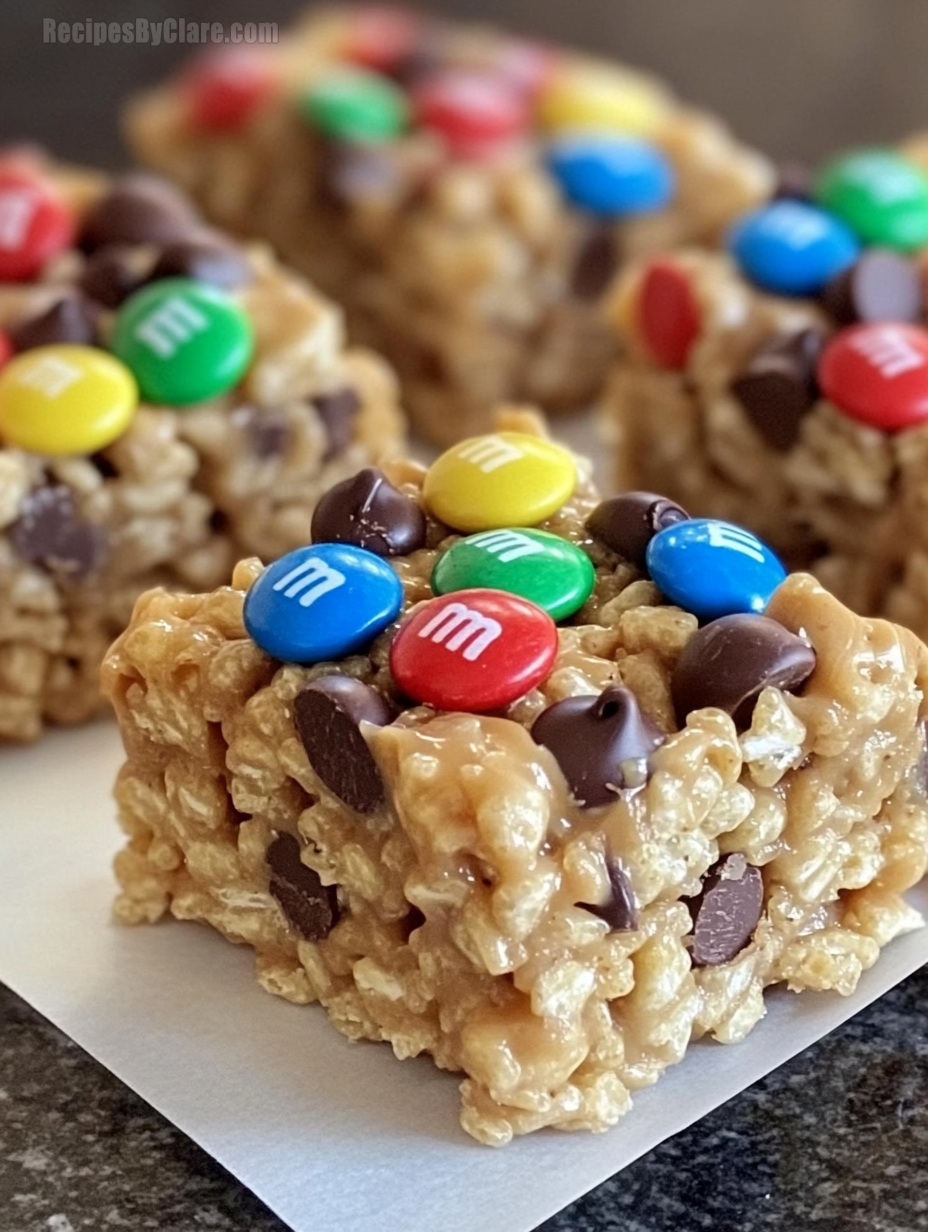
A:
[0, 151, 403, 741]
[601, 141, 928, 640]
[103, 412, 928, 1145]
[125, 5, 771, 444]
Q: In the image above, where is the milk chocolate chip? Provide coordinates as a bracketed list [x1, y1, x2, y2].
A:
[312, 387, 360, 459]
[9, 294, 98, 351]
[731, 328, 825, 451]
[578, 857, 639, 931]
[80, 174, 200, 251]
[149, 235, 253, 289]
[11, 484, 105, 579]
[79, 245, 146, 308]
[671, 613, 816, 730]
[532, 684, 665, 808]
[293, 676, 395, 812]
[586, 492, 688, 569]
[266, 832, 339, 942]
[820, 249, 922, 326]
[311, 467, 427, 557]
[571, 225, 618, 300]
[688, 853, 763, 966]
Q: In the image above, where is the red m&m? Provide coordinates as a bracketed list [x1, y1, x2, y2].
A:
[412, 70, 528, 159]
[342, 6, 421, 74]
[389, 588, 558, 712]
[818, 322, 928, 431]
[0, 169, 75, 282]
[636, 259, 701, 370]
[184, 49, 278, 131]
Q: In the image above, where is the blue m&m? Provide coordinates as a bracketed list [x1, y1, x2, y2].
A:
[646, 518, 786, 622]
[547, 135, 674, 217]
[727, 200, 860, 296]
[243, 542, 403, 663]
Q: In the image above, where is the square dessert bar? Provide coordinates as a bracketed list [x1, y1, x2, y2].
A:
[601, 141, 928, 641]
[103, 413, 928, 1145]
[0, 152, 403, 741]
[125, 4, 771, 444]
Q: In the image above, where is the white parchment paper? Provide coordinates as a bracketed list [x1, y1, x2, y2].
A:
[2, 722, 928, 1232]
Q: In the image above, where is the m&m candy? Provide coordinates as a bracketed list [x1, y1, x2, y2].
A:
[412, 70, 528, 159]
[547, 135, 674, 217]
[0, 344, 137, 454]
[816, 149, 928, 252]
[243, 542, 404, 664]
[728, 200, 860, 296]
[636, 259, 701, 369]
[300, 68, 409, 143]
[184, 49, 278, 131]
[817, 323, 928, 432]
[423, 432, 576, 532]
[0, 169, 76, 282]
[431, 528, 594, 620]
[538, 65, 668, 137]
[111, 277, 254, 405]
[340, 6, 421, 75]
[389, 588, 558, 711]
[646, 518, 786, 622]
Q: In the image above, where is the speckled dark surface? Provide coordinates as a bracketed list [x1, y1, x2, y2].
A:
[2, 970, 927, 1232]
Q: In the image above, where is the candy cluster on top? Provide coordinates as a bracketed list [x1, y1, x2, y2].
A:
[0, 160, 261, 458]
[625, 144, 928, 441]
[178, 5, 677, 224]
[242, 430, 815, 885]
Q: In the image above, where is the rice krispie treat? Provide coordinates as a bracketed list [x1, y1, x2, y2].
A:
[0, 151, 403, 741]
[102, 411, 928, 1145]
[602, 141, 928, 639]
[125, 5, 771, 444]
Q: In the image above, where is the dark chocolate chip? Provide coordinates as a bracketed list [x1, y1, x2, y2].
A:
[312, 388, 361, 461]
[771, 162, 815, 203]
[79, 174, 200, 252]
[293, 676, 395, 812]
[571, 225, 618, 300]
[238, 408, 289, 459]
[79, 245, 146, 308]
[266, 832, 340, 943]
[531, 684, 666, 808]
[578, 857, 639, 931]
[671, 613, 816, 731]
[731, 328, 825, 451]
[311, 468, 427, 557]
[585, 492, 689, 569]
[9, 294, 98, 351]
[10, 484, 105, 579]
[149, 235, 253, 289]
[687, 853, 763, 966]
[819, 249, 922, 327]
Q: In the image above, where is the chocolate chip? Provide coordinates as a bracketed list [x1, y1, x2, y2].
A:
[585, 492, 689, 569]
[578, 857, 639, 931]
[238, 407, 289, 459]
[10, 484, 105, 579]
[266, 832, 340, 943]
[571, 226, 618, 300]
[293, 676, 395, 812]
[9, 294, 98, 351]
[771, 162, 814, 202]
[819, 249, 922, 327]
[311, 468, 427, 557]
[672, 613, 816, 730]
[79, 245, 146, 308]
[731, 328, 825, 451]
[149, 235, 253, 289]
[312, 388, 361, 460]
[79, 174, 200, 252]
[531, 684, 666, 808]
[687, 853, 763, 966]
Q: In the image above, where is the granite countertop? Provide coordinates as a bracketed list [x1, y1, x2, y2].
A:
[1, 970, 927, 1232]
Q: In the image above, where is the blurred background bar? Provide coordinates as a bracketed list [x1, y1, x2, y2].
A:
[2, 0, 928, 168]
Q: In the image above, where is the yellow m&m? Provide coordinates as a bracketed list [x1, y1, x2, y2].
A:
[0, 344, 138, 455]
[423, 432, 576, 532]
[538, 66, 669, 137]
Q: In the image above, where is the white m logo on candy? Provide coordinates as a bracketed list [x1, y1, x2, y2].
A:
[135, 296, 209, 358]
[456, 436, 524, 474]
[417, 602, 502, 661]
[705, 523, 766, 564]
[272, 556, 346, 607]
[18, 354, 82, 398]
[850, 326, 925, 379]
[0, 189, 36, 250]
[468, 529, 544, 563]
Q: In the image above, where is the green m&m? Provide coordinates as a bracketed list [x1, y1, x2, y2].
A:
[300, 68, 408, 143]
[431, 528, 595, 621]
[816, 149, 928, 251]
[111, 277, 254, 405]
